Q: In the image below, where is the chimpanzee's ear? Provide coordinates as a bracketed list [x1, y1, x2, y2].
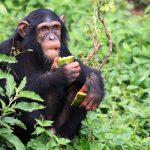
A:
[18, 21, 29, 38]
[60, 15, 65, 23]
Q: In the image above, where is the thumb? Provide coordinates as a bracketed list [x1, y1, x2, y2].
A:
[80, 84, 88, 93]
[51, 57, 59, 71]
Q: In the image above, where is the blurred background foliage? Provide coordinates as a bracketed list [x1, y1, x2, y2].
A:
[0, 0, 150, 149]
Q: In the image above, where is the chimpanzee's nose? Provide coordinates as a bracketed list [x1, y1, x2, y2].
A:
[49, 33, 55, 40]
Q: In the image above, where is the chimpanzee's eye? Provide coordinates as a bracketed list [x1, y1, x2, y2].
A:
[53, 24, 60, 31]
[41, 26, 49, 32]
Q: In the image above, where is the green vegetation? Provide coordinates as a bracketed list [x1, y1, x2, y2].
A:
[0, 0, 150, 149]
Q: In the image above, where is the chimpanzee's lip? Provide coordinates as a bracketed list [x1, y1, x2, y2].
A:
[47, 49, 60, 51]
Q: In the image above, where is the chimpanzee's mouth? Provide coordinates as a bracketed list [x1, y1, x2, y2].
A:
[47, 48, 60, 51]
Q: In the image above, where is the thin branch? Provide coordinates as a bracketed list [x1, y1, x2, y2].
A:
[87, 18, 103, 59]
[97, 2, 112, 69]
[87, 22, 97, 50]
[87, 0, 112, 68]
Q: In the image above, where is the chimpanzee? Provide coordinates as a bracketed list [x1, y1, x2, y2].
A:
[0, 9, 104, 143]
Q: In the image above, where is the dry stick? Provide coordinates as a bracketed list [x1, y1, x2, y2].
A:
[87, 20, 103, 59]
[97, 4, 112, 69]
[87, 22, 97, 50]
[87, 0, 112, 67]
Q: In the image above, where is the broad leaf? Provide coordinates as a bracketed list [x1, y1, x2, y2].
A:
[1, 133, 25, 150]
[0, 120, 12, 130]
[27, 140, 46, 150]
[0, 54, 16, 63]
[127, 85, 139, 90]
[15, 102, 45, 112]
[0, 128, 12, 135]
[0, 99, 6, 109]
[17, 91, 43, 102]
[46, 140, 57, 148]
[17, 77, 26, 93]
[0, 3, 8, 15]
[35, 119, 53, 127]
[35, 127, 45, 135]
[0, 69, 7, 79]
[2, 117, 27, 130]
[5, 74, 16, 98]
[57, 138, 70, 145]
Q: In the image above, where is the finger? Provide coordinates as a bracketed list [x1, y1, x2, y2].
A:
[64, 67, 80, 75]
[80, 97, 90, 107]
[92, 104, 97, 111]
[80, 85, 88, 93]
[86, 101, 93, 110]
[67, 73, 80, 83]
[51, 57, 59, 71]
[69, 72, 80, 79]
[64, 61, 80, 69]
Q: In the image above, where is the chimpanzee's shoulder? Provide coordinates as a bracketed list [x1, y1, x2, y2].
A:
[0, 38, 13, 55]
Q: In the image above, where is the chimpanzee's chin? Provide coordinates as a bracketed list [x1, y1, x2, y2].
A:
[43, 56, 53, 66]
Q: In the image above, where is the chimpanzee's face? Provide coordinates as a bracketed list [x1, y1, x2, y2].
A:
[17, 11, 65, 61]
[36, 20, 61, 59]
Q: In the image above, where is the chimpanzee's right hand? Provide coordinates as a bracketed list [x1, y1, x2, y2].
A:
[51, 57, 81, 83]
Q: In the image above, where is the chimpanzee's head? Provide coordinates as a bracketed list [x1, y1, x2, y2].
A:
[15, 9, 71, 64]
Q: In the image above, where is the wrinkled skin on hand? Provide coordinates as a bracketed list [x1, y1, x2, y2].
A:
[80, 73, 102, 111]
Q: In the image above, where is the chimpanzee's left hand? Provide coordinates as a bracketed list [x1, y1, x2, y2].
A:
[80, 73, 103, 111]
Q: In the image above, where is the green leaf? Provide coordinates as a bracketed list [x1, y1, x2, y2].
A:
[46, 140, 57, 148]
[27, 140, 46, 150]
[0, 128, 12, 135]
[15, 102, 45, 112]
[142, 137, 150, 143]
[0, 54, 16, 63]
[17, 77, 27, 93]
[0, 99, 6, 109]
[2, 117, 27, 130]
[35, 127, 45, 135]
[5, 74, 16, 98]
[45, 130, 55, 138]
[17, 91, 43, 102]
[35, 119, 53, 127]
[0, 133, 25, 150]
[0, 120, 12, 130]
[133, 57, 150, 65]
[0, 3, 8, 15]
[145, 5, 150, 14]
[0, 69, 7, 79]
[57, 138, 70, 145]
[127, 85, 139, 90]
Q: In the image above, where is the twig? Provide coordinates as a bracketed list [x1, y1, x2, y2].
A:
[87, 19, 103, 59]
[97, 2, 112, 69]
[87, 0, 112, 69]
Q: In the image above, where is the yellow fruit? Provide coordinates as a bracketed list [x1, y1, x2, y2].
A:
[71, 92, 87, 106]
[58, 56, 74, 66]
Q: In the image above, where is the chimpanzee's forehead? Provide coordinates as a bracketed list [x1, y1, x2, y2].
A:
[24, 9, 61, 25]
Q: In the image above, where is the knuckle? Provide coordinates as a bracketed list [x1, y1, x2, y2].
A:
[76, 72, 80, 77]
[75, 61, 79, 66]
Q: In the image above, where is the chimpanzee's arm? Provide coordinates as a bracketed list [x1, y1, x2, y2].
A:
[76, 61, 105, 110]
[25, 68, 69, 95]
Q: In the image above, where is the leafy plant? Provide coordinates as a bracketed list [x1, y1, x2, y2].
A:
[27, 119, 70, 150]
[0, 54, 45, 149]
